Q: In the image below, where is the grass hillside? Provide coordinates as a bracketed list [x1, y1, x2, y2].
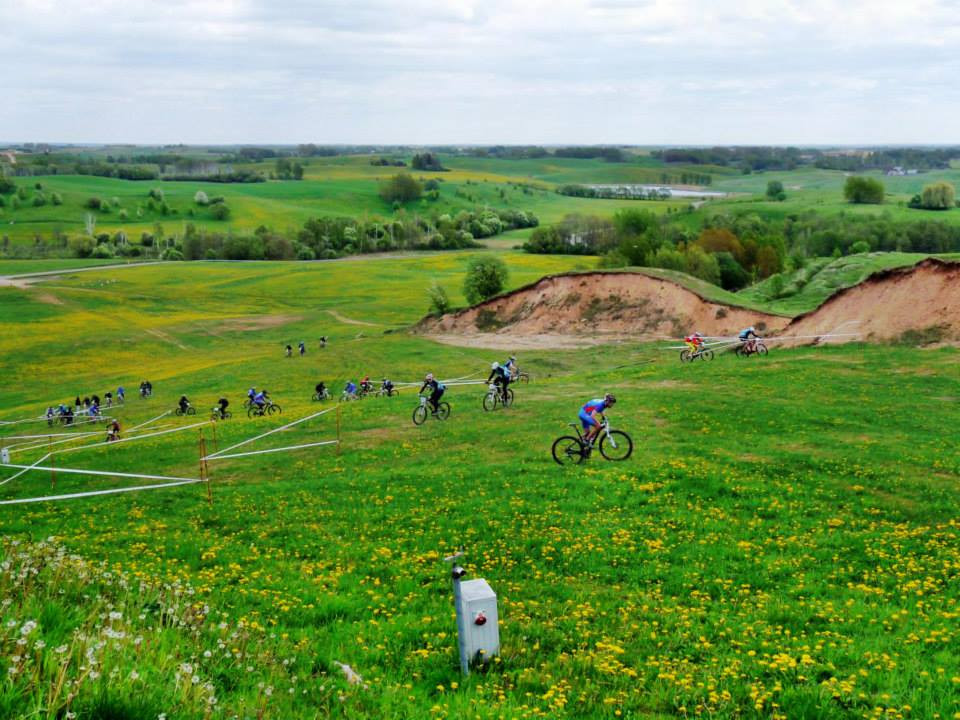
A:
[737, 252, 960, 315]
[0, 257, 958, 718]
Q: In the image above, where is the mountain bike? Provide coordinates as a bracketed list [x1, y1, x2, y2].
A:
[312, 389, 331, 401]
[551, 418, 633, 466]
[247, 401, 282, 418]
[375, 386, 400, 398]
[482, 383, 514, 411]
[680, 346, 715, 362]
[412, 395, 450, 425]
[735, 339, 768, 358]
[211, 407, 232, 420]
[175, 404, 196, 416]
[513, 370, 530, 384]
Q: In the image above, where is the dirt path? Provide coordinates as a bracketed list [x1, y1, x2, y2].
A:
[144, 328, 190, 350]
[325, 309, 381, 327]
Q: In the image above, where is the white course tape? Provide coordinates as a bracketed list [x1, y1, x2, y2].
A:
[0, 463, 200, 483]
[207, 439, 338, 461]
[0, 452, 53, 487]
[206, 406, 335, 460]
[0, 478, 204, 505]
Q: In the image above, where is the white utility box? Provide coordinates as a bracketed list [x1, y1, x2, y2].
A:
[456, 578, 500, 666]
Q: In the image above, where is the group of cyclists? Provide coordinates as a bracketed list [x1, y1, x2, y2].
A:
[337, 376, 396, 401]
[285, 338, 328, 358]
[45, 386, 128, 426]
[683, 326, 765, 357]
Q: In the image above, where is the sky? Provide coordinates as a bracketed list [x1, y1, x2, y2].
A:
[2, 0, 959, 145]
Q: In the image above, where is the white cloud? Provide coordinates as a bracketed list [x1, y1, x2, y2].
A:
[1, 0, 959, 143]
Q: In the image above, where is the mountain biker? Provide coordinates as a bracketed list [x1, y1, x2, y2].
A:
[320, 336, 327, 348]
[117, 386, 124, 402]
[217, 397, 229, 417]
[285, 344, 293, 358]
[381, 378, 394, 395]
[487, 362, 511, 401]
[684, 332, 705, 355]
[738, 326, 760, 353]
[92, 394, 100, 408]
[104, 391, 113, 407]
[343, 381, 357, 400]
[360, 376, 372, 395]
[419, 373, 445, 413]
[504, 355, 518, 378]
[253, 390, 268, 411]
[298, 341, 305, 356]
[247, 387, 256, 405]
[315, 381, 327, 398]
[578, 394, 617, 451]
[46, 407, 55, 424]
[106, 419, 120, 442]
[178, 395, 190, 414]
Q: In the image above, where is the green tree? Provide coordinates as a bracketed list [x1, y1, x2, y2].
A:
[463, 256, 508, 305]
[766, 180, 786, 201]
[919, 182, 956, 210]
[427, 282, 452, 315]
[0, 177, 15, 195]
[843, 176, 884, 204]
[715, 252, 750, 290]
[379, 173, 422, 203]
[210, 203, 231, 220]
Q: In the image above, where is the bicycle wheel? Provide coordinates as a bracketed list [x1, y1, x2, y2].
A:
[680, 350, 692, 363]
[435, 402, 451, 420]
[756, 343, 768, 356]
[210, 412, 219, 421]
[224, 411, 232, 419]
[735, 345, 746, 358]
[268, 404, 282, 415]
[503, 388, 514, 407]
[175, 408, 184, 416]
[412, 405, 427, 425]
[599, 430, 633, 461]
[518, 373, 530, 384]
[702, 349, 715, 361]
[312, 393, 320, 402]
[247, 407, 258, 418]
[482, 393, 497, 412]
[187, 406, 196, 416]
[552, 436, 585, 466]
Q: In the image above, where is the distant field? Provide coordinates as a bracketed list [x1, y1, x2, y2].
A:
[0, 257, 957, 719]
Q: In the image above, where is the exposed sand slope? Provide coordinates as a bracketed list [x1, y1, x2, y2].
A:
[418, 271, 789, 346]
[787, 258, 960, 343]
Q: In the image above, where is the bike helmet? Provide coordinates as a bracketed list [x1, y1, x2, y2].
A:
[491, 361, 500, 370]
[604, 393, 616, 405]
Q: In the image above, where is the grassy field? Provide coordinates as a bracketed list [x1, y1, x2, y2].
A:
[0, 257, 958, 719]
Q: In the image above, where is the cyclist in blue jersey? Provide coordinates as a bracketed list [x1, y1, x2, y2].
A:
[344, 381, 357, 400]
[578, 394, 617, 450]
[738, 326, 761, 353]
[486, 361, 511, 402]
[253, 390, 267, 410]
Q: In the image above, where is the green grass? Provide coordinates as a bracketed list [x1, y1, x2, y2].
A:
[737, 252, 960, 315]
[0, 256, 958, 719]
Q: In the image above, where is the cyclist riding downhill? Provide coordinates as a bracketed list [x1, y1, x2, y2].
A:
[215, 397, 230, 419]
[487, 361, 511, 403]
[684, 332, 705, 355]
[419, 373, 445, 414]
[285, 344, 293, 358]
[578, 393, 617, 456]
[738, 326, 760, 353]
[298, 341, 306, 356]
[178, 395, 191, 415]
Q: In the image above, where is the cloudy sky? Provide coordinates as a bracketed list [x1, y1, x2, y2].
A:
[2, 0, 959, 145]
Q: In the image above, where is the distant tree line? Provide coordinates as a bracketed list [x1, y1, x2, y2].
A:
[653, 146, 960, 173]
[524, 204, 960, 290]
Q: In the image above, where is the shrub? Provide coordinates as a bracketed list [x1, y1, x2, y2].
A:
[843, 176, 884, 204]
[463, 256, 508, 305]
[119, 209, 129, 221]
[32, 193, 47, 207]
[50, 192, 62, 205]
[919, 182, 955, 210]
[69, 236, 94, 257]
[161, 247, 184, 260]
[766, 180, 786, 200]
[148, 188, 164, 201]
[0, 176, 15, 194]
[16, 186, 28, 200]
[379, 173, 422, 203]
[194, 190, 209, 205]
[296, 244, 316, 260]
[850, 240, 871, 254]
[85, 197, 103, 210]
[427, 282, 452, 315]
[91, 243, 114, 259]
[210, 203, 230, 220]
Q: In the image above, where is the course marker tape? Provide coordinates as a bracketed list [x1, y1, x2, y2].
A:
[206, 406, 335, 460]
[0, 478, 204, 505]
[207, 439, 338, 461]
[0, 463, 200, 483]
